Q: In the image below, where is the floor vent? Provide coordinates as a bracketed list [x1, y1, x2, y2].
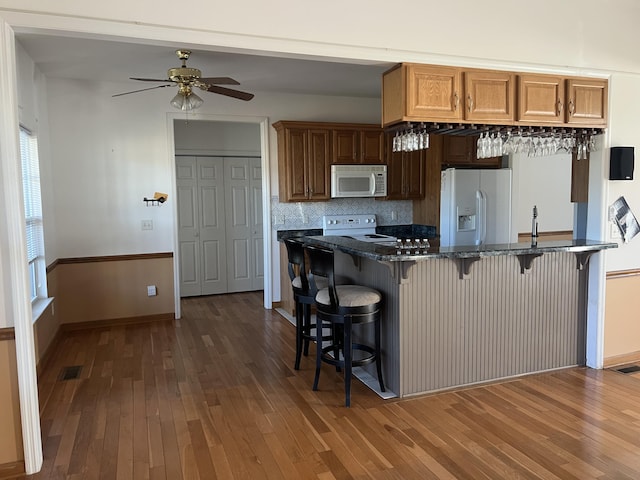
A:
[616, 365, 640, 374]
[59, 365, 82, 381]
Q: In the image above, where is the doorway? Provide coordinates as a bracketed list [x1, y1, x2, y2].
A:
[170, 116, 272, 314]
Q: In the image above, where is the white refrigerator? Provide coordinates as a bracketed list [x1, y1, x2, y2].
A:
[440, 168, 513, 247]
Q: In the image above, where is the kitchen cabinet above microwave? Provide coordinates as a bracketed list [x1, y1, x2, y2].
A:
[382, 63, 608, 129]
[273, 121, 384, 202]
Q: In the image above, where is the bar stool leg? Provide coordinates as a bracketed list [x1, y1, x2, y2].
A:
[375, 313, 385, 392]
[303, 304, 311, 356]
[344, 316, 353, 407]
[313, 315, 323, 391]
[294, 300, 303, 370]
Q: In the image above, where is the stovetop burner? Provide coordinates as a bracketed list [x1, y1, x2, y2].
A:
[322, 214, 397, 245]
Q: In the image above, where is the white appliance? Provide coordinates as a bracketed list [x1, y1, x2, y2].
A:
[440, 168, 513, 247]
[330, 164, 387, 198]
[322, 214, 397, 246]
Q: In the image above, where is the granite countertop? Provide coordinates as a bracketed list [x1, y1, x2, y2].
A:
[304, 235, 618, 262]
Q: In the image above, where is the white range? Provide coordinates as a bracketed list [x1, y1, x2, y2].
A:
[322, 214, 397, 246]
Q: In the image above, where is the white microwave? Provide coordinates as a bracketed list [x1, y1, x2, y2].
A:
[330, 164, 387, 198]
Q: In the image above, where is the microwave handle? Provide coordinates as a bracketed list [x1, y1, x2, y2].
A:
[369, 172, 376, 195]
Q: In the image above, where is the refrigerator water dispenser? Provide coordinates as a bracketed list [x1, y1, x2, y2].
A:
[456, 206, 476, 232]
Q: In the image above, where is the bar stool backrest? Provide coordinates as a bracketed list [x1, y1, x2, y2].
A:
[305, 244, 339, 310]
[284, 237, 310, 292]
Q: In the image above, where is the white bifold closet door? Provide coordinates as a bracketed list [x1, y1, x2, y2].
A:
[176, 156, 263, 297]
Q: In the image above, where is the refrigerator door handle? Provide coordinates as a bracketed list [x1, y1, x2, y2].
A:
[476, 190, 487, 245]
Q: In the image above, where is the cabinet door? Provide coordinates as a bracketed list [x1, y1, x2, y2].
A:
[464, 70, 515, 122]
[517, 74, 565, 124]
[442, 136, 474, 166]
[332, 129, 358, 164]
[360, 129, 384, 164]
[567, 78, 608, 126]
[285, 128, 310, 201]
[406, 64, 462, 121]
[307, 129, 331, 200]
[384, 134, 404, 199]
[403, 150, 425, 199]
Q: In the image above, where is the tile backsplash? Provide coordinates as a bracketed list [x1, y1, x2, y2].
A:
[271, 197, 412, 230]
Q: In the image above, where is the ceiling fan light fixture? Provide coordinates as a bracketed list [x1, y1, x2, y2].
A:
[170, 90, 204, 111]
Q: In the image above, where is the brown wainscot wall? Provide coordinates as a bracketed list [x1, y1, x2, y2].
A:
[604, 269, 640, 367]
[0, 330, 24, 479]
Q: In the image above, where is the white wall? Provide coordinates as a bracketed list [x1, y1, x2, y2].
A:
[606, 73, 640, 272]
[511, 153, 574, 236]
[45, 77, 379, 259]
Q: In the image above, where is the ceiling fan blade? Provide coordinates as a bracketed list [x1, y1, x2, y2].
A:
[112, 84, 174, 97]
[130, 77, 173, 82]
[198, 77, 240, 86]
[204, 85, 255, 101]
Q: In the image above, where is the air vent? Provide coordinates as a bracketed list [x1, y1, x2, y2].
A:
[59, 365, 82, 381]
[615, 365, 640, 374]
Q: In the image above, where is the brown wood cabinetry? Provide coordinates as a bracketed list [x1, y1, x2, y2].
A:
[383, 64, 517, 127]
[383, 64, 462, 126]
[517, 74, 565, 124]
[332, 127, 384, 164]
[383, 63, 608, 129]
[442, 135, 501, 168]
[385, 133, 425, 200]
[274, 121, 384, 202]
[517, 74, 607, 126]
[464, 70, 516, 122]
[274, 121, 331, 202]
[566, 78, 608, 126]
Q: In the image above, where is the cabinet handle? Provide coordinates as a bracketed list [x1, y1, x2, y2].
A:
[557, 99, 563, 115]
[453, 92, 459, 111]
[467, 94, 473, 113]
[568, 99, 575, 115]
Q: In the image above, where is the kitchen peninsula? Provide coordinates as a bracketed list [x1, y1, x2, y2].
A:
[303, 235, 616, 397]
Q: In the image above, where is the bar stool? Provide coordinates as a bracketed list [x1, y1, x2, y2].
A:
[283, 237, 328, 370]
[305, 244, 385, 407]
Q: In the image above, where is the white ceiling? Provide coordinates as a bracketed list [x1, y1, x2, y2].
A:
[16, 34, 393, 99]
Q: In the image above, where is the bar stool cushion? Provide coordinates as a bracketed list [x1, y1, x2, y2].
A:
[316, 285, 381, 308]
[292, 275, 327, 291]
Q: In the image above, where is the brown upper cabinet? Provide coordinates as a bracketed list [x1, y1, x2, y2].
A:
[274, 121, 384, 202]
[518, 74, 607, 126]
[383, 63, 608, 129]
[274, 121, 331, 202]
[383, 64, 515, 126]
[517, 74, 565, 124]
[566, 78, 608, 126]
[332, 127, 384, 164]
[384, 133, 425, 200]
[464, 70, 516, 123]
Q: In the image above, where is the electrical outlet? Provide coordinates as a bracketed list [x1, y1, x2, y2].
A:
[141, 219, 153, 231]
[391, 210, 398, 221]
[611, 222, 621, 239]
[302, 214, 309, 224]
[147, 285, 157, 296]
[272, 215, 285, 225]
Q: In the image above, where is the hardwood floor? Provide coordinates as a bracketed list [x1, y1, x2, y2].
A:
[27, 292, 640, 479]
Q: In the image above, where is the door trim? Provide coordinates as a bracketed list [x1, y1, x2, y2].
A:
[167, 113, 272, 317]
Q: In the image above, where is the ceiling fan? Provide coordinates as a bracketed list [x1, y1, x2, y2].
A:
[113, 49, 254, 111]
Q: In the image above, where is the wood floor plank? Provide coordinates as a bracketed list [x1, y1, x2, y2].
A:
[25, 292, 640, 480]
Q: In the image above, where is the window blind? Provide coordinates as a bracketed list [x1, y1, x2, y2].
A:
[19, 127, 44, 264]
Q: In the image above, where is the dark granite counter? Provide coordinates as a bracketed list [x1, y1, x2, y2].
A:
[304, 235, 617, 262]
[276, 224, 437, 242]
